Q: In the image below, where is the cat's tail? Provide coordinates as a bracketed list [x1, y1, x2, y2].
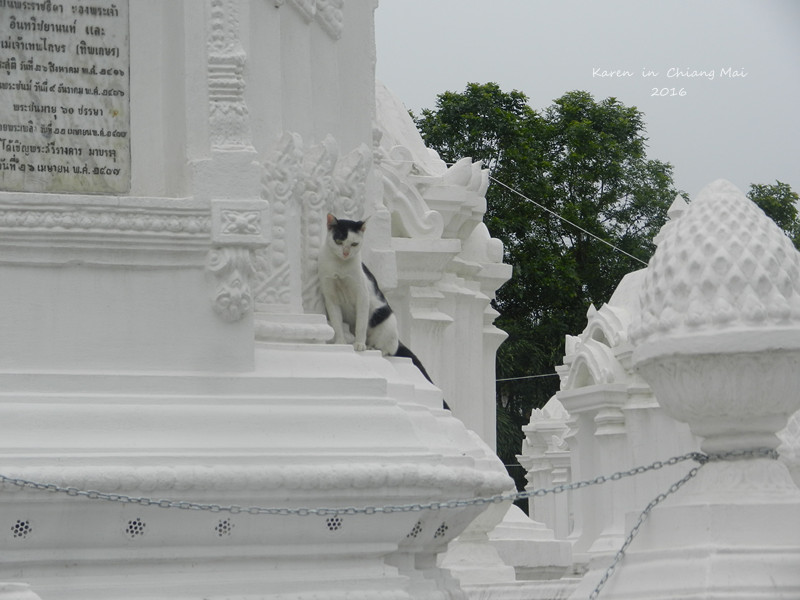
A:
[394, 342, 450, 410]
[394, 342, 433, 383]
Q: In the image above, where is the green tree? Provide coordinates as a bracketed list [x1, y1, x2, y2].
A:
[415, 84, 680, 489]
[747, 181, 800, 249]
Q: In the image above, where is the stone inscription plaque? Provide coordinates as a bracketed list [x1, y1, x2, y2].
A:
[0, 0, 130, 194]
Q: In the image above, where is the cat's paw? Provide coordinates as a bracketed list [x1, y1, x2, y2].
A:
[353, 342, 367, 352]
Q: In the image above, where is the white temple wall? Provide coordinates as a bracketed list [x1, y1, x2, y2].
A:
[242, 0, 377, 159]
[373, 81, 512, 448]
[0, 264, 252, 371]
[129, 1, 190, 197]
[0, 2, 516, 597]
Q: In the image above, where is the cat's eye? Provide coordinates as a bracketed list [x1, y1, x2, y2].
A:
[335, 240, 343, 245]
[351, 243, 359, 247]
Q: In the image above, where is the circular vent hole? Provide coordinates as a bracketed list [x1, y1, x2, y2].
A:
[406, 520, 423, 539]
[125, 518, 146, 538]
[215, 518, 235, 537]
[11, 519, 32, 539]
[326, 516, 343, 532]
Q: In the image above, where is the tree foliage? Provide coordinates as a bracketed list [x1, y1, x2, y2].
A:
[747, 181, 800, 249]
[415, 83, 680, 481]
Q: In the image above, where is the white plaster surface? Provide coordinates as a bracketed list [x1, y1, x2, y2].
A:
[0, 1, 514, 598]
[6, 1, 798, 598]
[0, 585, 41, 600]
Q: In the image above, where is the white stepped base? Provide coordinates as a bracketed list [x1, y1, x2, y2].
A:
[0, 342, 512, 600]
[461, 580, 580, 600]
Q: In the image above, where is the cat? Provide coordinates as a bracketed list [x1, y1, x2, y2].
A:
[318, 213, 440, 393]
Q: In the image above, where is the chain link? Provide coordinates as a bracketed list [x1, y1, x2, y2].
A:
[0, 452, 696, 516]
[0, 448, 776, 517]
[587, 462, 704, 599]
[0, 447, 779, 599]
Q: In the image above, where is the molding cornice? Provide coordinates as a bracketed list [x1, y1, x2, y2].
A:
[276, 0, 345, 39]
[0, 194, 211, 267]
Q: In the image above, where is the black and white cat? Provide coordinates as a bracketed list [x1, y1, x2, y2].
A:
[318, 213, 436, 387]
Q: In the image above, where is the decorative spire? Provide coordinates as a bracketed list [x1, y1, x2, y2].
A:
[631, 179, 800, 347]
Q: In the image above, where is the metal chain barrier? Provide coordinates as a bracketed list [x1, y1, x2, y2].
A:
[587, 459, 704, 599]
[0, 447, 779, 598]
[0, 451, 706, 516]
[587, 447, 778, 599]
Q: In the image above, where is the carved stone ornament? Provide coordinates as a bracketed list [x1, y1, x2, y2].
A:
[208, 0, 253, 148]
[0, 195, 211, 268]
[0, 206, 209, 236]
[205, 199, 269, 322]
[371, 101, 489, 242]
[277, 0, 345, 39]
[632, 180, 800, 345]
[375, 141, 444, 239]
[252, 132, 372, 319]
[211, 199, 269, 246]
[253, 132, 304, 308]
[300, 135, 338, 314]
[333, 143, 371, 219]
[314, 0, 345, 39]
[581, 303, 630, 348]
[564, 338, 627, 390]
[631, 179, 800, 454]
[206, 245, 255, 322]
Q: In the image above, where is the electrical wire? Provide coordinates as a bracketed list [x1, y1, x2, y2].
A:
[496, 373, 559, 383]
[487, 175, 650, 267]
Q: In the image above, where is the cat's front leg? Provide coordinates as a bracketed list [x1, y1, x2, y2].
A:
[329, 307, 349, 346]
[353, 288, 369, 352]
[321, 284, 348, 345]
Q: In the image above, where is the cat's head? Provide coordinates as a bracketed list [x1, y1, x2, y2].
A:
[326, 213, 366, 260]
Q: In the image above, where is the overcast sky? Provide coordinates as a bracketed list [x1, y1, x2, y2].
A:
[375, 0, 800, 199]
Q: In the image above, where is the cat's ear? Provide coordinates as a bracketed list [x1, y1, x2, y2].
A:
[359, 217, 369, 232]
[326, 213, 338, 230]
